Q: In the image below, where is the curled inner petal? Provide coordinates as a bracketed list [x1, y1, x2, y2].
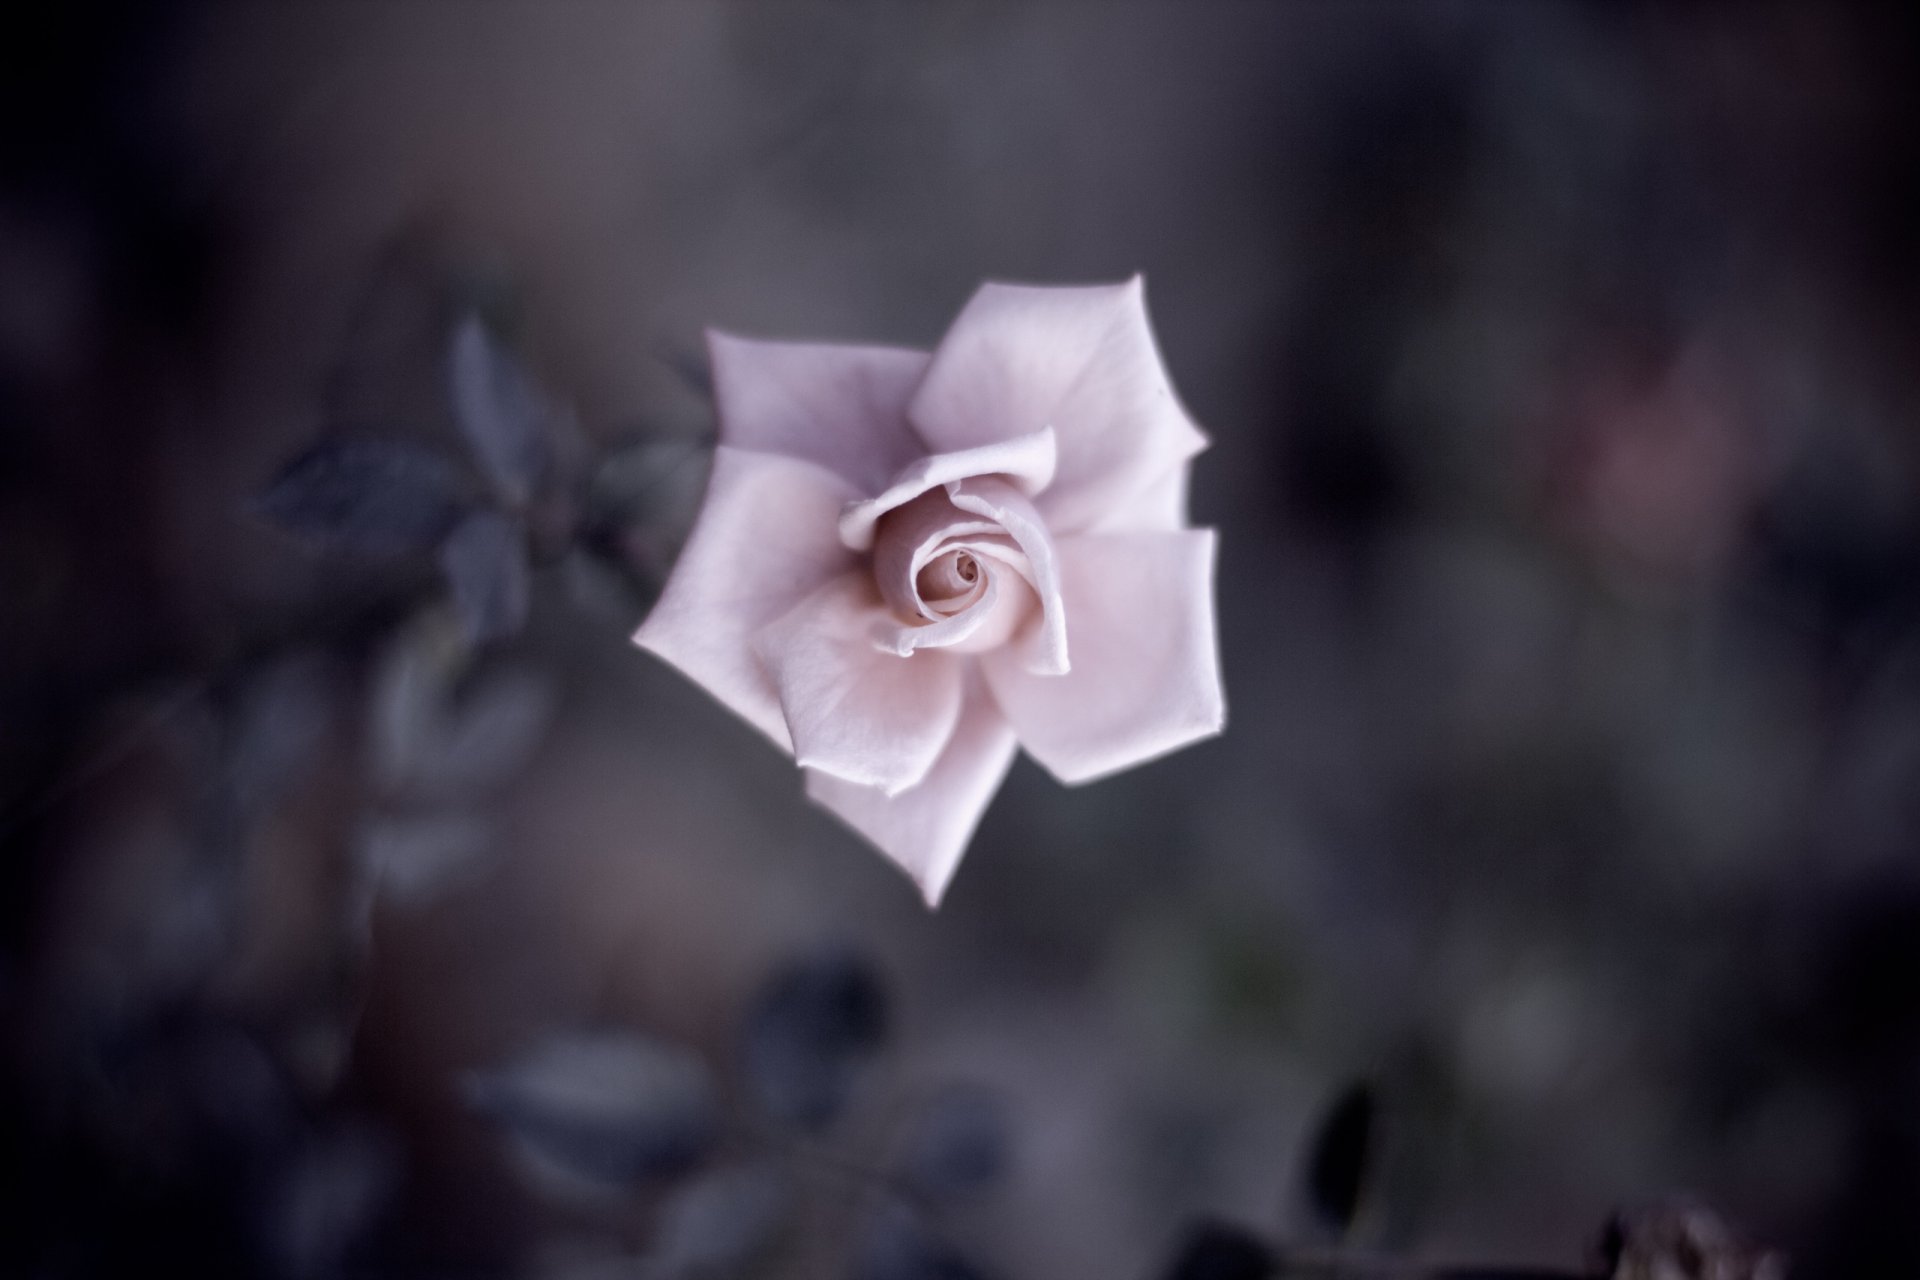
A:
[868, 486, 1046, 658]
[945, 475, 1069, 675]
[872, 570, 1005, 657]
[917, 549, 984, 613]
[872, 490, 998, 623]
[839, 427, 1057, 552]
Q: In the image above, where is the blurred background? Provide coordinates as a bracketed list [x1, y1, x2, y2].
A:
[3, 3, 1918, 1277]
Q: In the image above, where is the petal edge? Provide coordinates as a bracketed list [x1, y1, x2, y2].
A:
[707, 331, 931, 494]
[806, 689, 1018, 907]
[633, 446, 861, 750]
[984, 528, 1224, 784]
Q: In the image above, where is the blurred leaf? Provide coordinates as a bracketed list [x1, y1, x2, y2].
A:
[656, 343, 713, 401]
[173, 1027, 299, 1151]
[278, 1014, 358, 1100]
[1599, 1202, 1789, 1280]
[222, 653, 336, 817]
[371, 616, 555, 797]
[260, 1122, 401, 1280]
[464, 1030, 719, 1191]
[255, 440, 464, 554]
[587, 438, 712, 531]
[450, 314, 552, 506]
[440, 509, 532, 645]
[137, 865, 238, 995]
[370, 612, 465, 790]
[741, 947, 888, 1130]
[444, 258, 526, 338]
[898, 1084, 1009, 1202]
[355, 810, 495, 905]
[563, 544, 652, 622]
[96, 1025, 298, 1168]
[535, 1251, 649, 1280]
[853, 1200, 993, 1280]
[647, 1161, 790, 1275]
[428, 666, 555, 792]
[579, 439, 712, 607]
[1159, 1221, 1273, 1280]
[1302, 1082, 1375, 1238]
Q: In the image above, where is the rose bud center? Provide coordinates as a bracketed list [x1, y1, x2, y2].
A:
[916, 549, 982, 615]
[868, 485, 1043, 656]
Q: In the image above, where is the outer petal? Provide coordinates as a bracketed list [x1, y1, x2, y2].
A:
[907, 277, 1208, 534]
[753, 575, 965, 795]
[1086, 463, 1189, 532]
[707, 332, 931, 494]
[806, 687, 1019, 907]
[984, 529, 1224, 784]
[633, 446, 861, 749]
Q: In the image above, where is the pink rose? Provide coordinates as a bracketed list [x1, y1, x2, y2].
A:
[635, 279, 1224, 905]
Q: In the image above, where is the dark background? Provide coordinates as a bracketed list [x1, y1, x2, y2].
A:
[3, 4, 1919, 1277]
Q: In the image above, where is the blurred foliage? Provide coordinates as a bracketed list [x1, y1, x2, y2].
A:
[5, 2, 1920, 1277]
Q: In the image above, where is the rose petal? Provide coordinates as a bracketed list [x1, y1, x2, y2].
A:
[1086, 463, 1189, 532]
[838, 428, 1057, 552]
[633, 447, 860, 749]
[806, 688, 1019, 907]
[983, 529, 1223, 784]
[916, 549, 984, 609]
[754, 575, 965, 796]
[707, 332, 930, 494]
[907, 277, 1208, 534]
[870, 488, 1000, 622]
[872, 569, 1007, 657]
[946, 476, 1068, 676]
[868, 487, 1041, 659]
[931, 565, 1035, 655]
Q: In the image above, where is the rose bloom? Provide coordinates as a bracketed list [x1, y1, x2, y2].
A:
[636, 279, 1224, 905]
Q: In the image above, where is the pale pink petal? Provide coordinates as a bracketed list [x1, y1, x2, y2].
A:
[907, 278, 1208, 534]
[984, 529, 1224, 784]
[1086, 463, 1189, 532]
[838, 427, 1056, 552]
[864, 485, 1046, 660]
[754, 575, 965, 796]
[868, 488, 1000, 621]
[707, 332, 930, 494]
[633, 446, 860, 749]
[806, 688, 1019, 907]
[947, 476, 1068, 675]
[872, 571, 1005, 658]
